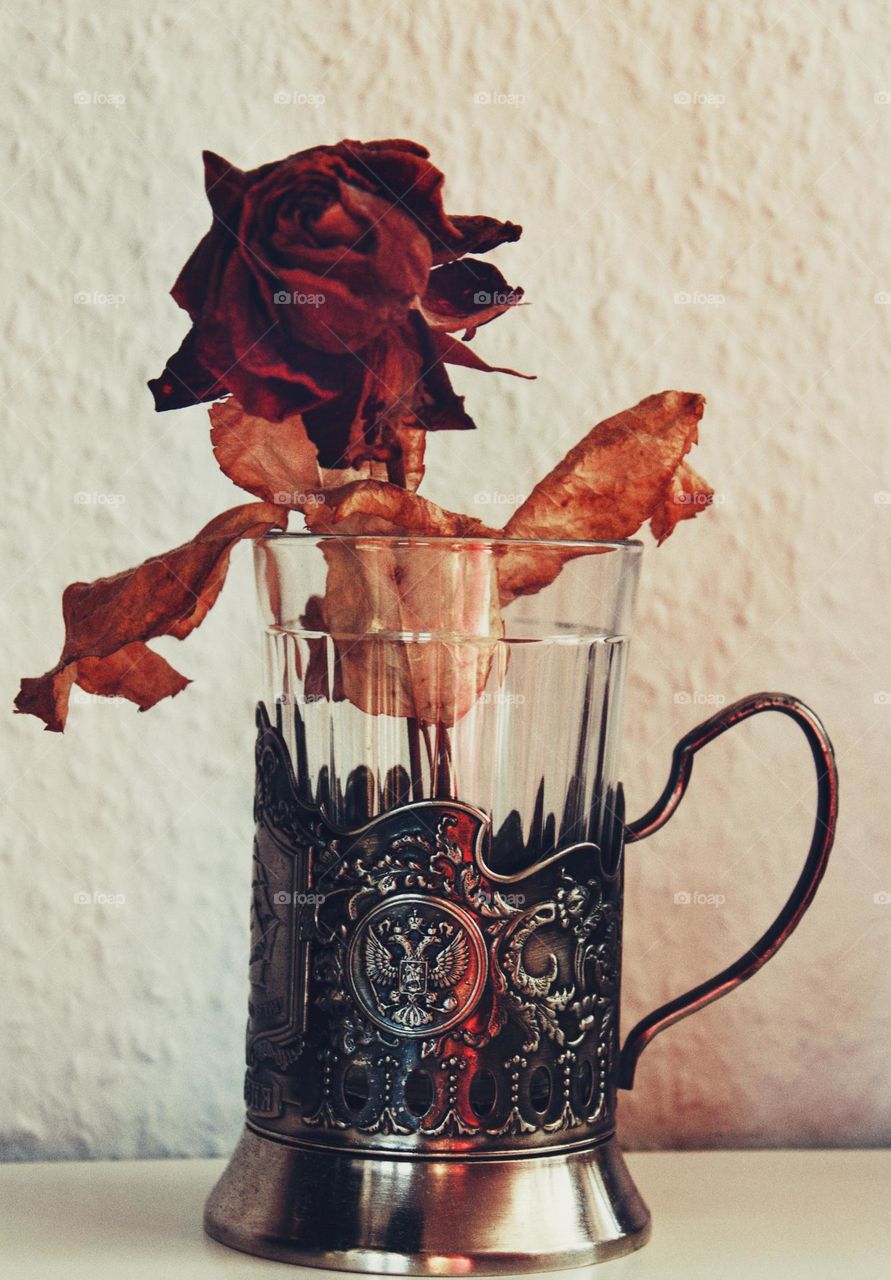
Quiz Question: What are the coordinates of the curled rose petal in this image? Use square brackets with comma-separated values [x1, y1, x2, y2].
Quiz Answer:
[15, 641, 190, 735]
[147, 327, 229, 412]
[333, 138, 460, 252]
[422, 260, 525, 333]
[245, 180, 433, 355]
[304, 481, 499, 724]
[15, 502, 287, 731]
[431, 214, 523, 265]
[649, 461, 714, 545]
[305, 479, 489, 537]
[497, 391, 708, 603]
[15, 666, 77, 735]
[430, 330, 534, 379]
[408, 318, 476, 434]
[306, 542, 502, 726]
[299, 314, 489, 467]
[210, 399, 322, 508]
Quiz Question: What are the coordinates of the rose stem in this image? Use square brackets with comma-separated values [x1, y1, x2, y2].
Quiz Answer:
[433, 722, 454, 798]
[407, 717, 425, 800]
[421, 722, 435, 775]
[383, 447, 425, 799]
[385, 450, 407, 489]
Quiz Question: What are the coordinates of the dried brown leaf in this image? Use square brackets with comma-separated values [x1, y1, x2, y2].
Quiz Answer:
[497, 390, 709, 603]
[649, 461, 714, 545]
[210, 399, 321, 508]
[76, 644, 192, 709]
[15, 503, 287, 731]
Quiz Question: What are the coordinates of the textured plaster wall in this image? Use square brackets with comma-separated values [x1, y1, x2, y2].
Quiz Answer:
[2, 0, 890, 1160]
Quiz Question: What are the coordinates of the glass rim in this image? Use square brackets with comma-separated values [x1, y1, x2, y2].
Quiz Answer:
[260, 530, 644, 554]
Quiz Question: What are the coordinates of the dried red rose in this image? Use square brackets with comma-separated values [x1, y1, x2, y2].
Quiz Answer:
[149, 139, 526, 469]
[15, 130, 717, 738]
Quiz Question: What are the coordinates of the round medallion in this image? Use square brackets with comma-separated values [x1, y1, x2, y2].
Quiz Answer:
[347, 894, 488, 1038]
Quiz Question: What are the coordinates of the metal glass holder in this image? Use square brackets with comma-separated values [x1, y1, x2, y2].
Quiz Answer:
[205, 693, 838, 1273]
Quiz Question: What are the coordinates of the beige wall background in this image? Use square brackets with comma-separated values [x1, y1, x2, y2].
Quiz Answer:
[2, 0, 889, 1158]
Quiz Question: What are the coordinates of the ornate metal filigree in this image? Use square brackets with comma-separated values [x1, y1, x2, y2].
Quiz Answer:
[244, 703, 624, 1153]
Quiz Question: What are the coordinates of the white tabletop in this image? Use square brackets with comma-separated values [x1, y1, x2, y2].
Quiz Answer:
[1, 1150, 888, 1279]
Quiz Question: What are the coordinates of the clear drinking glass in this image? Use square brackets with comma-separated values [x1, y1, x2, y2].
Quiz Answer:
[254, 533, 642, 875]
[206, 530, 836, 1270]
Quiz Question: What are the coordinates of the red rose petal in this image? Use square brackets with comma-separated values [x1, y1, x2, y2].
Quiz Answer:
[430, 330, 533, 379]
[431, 213, 523, 265]
[422, 259, 525, 332]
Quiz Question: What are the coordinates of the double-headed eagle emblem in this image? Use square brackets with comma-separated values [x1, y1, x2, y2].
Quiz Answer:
[365, 910, 471, 1029]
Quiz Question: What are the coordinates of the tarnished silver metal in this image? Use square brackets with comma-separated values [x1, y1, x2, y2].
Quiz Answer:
[205, 1127, 650, 1273]
[205, 693, 838, 1272]
[227, 704, 626, 1156]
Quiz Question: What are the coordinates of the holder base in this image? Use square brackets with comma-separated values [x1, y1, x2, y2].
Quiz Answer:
[204, 1126, 651, 1274]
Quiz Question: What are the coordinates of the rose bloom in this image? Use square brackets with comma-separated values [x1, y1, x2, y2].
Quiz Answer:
[149, 137, 524, 467]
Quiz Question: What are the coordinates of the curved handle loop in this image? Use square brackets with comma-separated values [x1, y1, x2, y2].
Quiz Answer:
[618, 692, 838, 1089]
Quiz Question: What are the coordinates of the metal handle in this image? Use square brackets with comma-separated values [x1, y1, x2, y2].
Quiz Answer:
[617, 691, 838, 1089]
